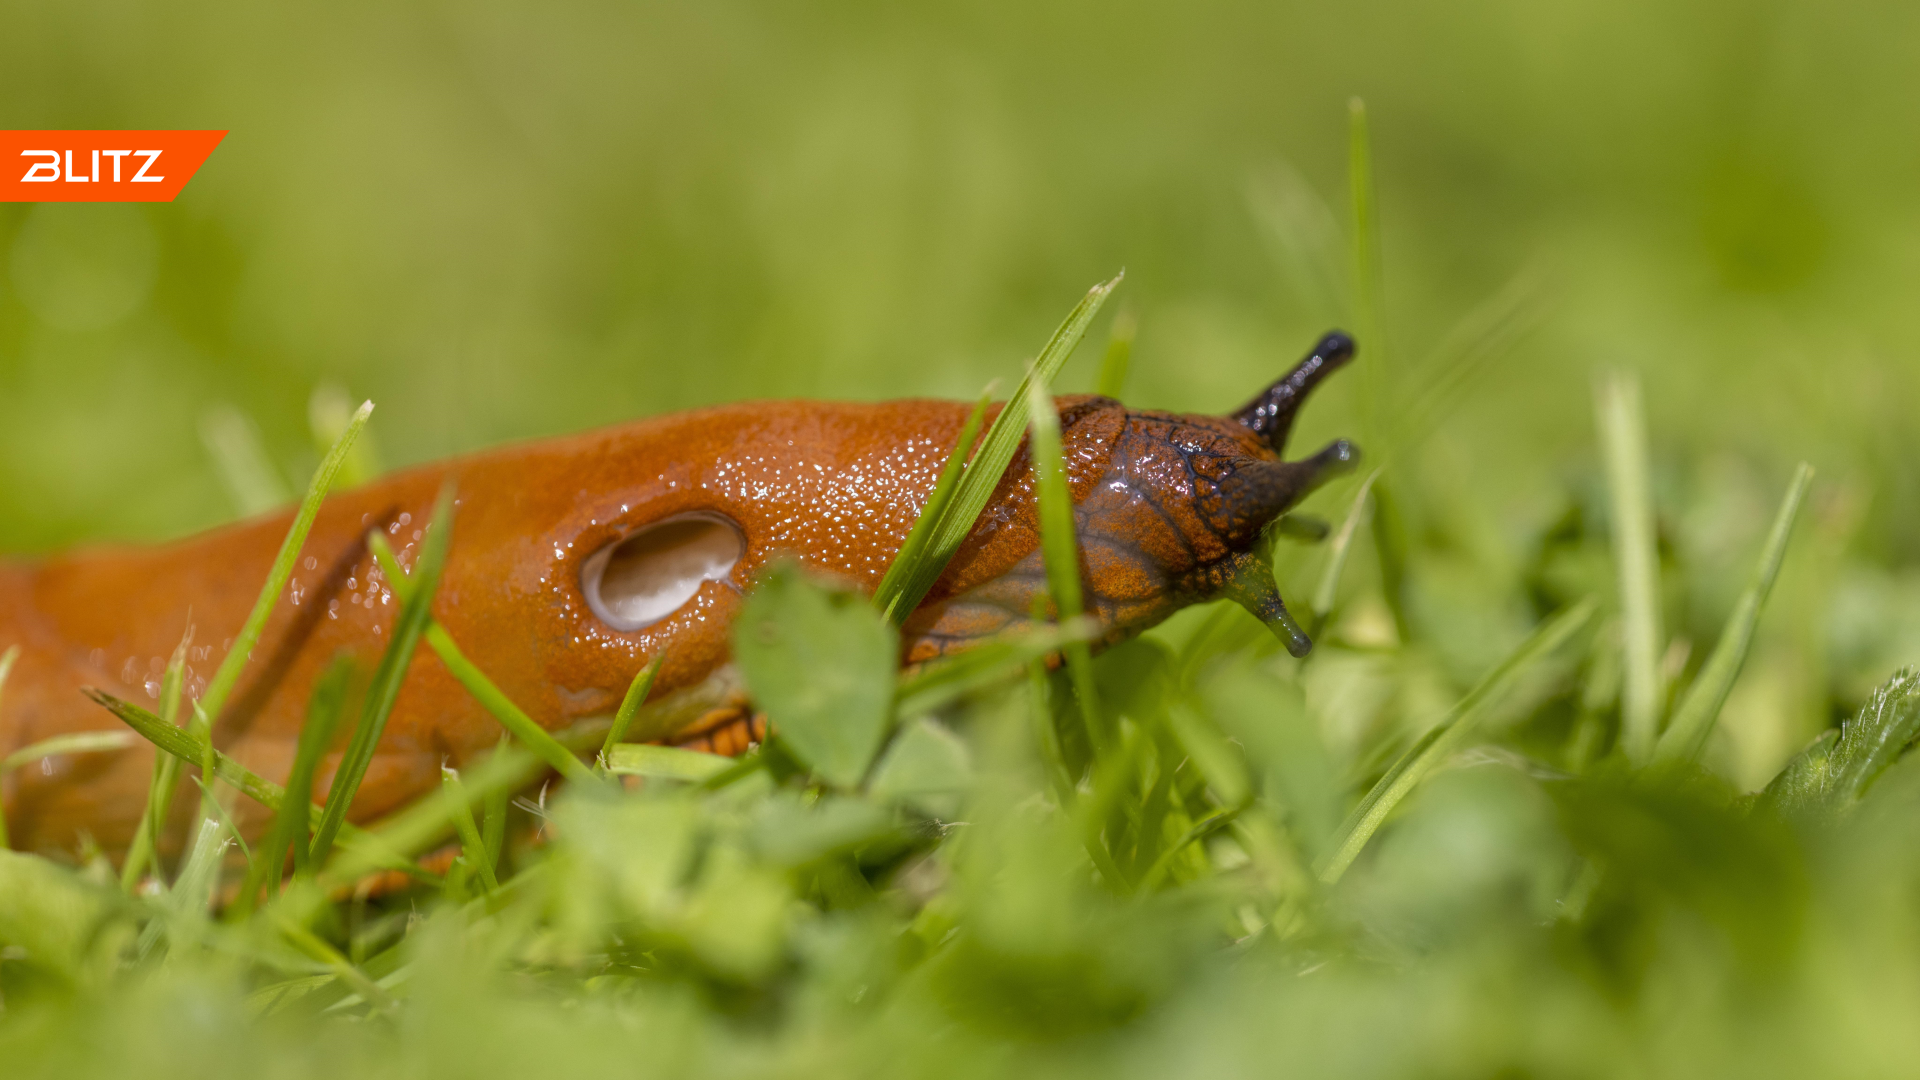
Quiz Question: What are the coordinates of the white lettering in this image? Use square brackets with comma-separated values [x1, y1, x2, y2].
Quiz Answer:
[103, 149, 130, 182]
[90, 149, 100, 182]
[20, 150, 59, 182]
[64, 149, 89, 182]
[131, 150, 163, 182]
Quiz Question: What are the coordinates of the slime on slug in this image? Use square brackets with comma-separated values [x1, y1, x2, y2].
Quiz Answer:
[0, 332, 1358, 857]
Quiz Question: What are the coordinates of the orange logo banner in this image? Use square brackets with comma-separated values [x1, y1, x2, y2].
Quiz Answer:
[1, 130, 227, 202]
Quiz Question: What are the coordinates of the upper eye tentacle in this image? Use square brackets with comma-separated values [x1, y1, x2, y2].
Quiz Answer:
[1230, 330, 1357, 453]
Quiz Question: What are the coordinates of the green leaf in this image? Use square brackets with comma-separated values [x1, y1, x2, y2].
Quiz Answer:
[0, 850, 129, 985]
[1764, 667, 1920, 816]
[869, 717, 973, 818]
[745, 791, 898, 867]
[734, 561, 898, 788]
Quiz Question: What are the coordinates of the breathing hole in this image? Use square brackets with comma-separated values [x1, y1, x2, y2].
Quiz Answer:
[581, 513, 745, 631]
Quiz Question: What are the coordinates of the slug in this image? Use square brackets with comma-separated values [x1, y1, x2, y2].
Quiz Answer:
[0, 332, 1357, 857]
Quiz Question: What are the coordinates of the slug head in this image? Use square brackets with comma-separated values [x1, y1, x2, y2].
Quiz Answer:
[906, 331, 1360, 662]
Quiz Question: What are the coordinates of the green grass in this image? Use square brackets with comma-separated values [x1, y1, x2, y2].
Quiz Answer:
[8, 138, 1920, 1080]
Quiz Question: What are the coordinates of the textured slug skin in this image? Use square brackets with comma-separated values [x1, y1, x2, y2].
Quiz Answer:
[0, 392, 1306, 857]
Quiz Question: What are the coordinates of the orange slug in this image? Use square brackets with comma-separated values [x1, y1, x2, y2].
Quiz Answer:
[0, 332, 1356, 857]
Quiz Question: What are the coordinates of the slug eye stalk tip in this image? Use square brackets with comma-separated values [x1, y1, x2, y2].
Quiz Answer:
[1231, 330, 1359, 453]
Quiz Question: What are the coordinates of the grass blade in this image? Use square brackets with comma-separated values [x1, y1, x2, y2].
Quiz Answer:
[875, 387, 994, 622]
[1596, 370, 1662, 763]
[313, 737, 547, 891]
[1310, 467, 1381, 632]
[309, 383, 382, 488]
[88, 689, 416, 877]
[370, 527, 596, 786]
[425, 624, 597, 785]
[599, 652, 667, 770]
[1, 728, 136, 851]
[120, 626, 193, 888]
[881, 274, 1121, 622]
[199, 400, 373, 727]
[0, 729, 138, 775]
[1655, 463, 1814, 764]
[0, 646, 11, 850]
[893, 617, 1095, 718]
[310, 480, 452, 864]
[200, 404, 292, 517]
[1318, 597, 1595, 884]
[1349, 97, 1385, 441]
[440, 766, 497, 892]
[602, 743, 732, 782]
[253, 656, 354, 904]
[481, 735, 508, 876]
[1027, 375, 1107, 757]
[1094, 309, 1136, 399]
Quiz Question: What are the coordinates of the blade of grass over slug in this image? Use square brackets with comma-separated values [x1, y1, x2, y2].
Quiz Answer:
[599, 652, 667, 771]
[199, 400, 373, 729]
[309, 383, 383, 488]
[310, 479, 453, 865]
[0, 729, 136, 850]
[312, 737, 546, 892]
[1319, 597, 1595, 884]
[0, 729, 137, 775]
[893, 617, 1096, 717]
[1095, 309, 1136, 399]
[1027, 375, 1108, 757]
[244, 655, 353, 910]
[425, 625, 598, 785]
[368, 529, 597, 787]
[86, 689, 411, 874]
[1310, 467, 1381, 632]
[1655, 463, 1814, 764]
[1596, 370, 1663, 764]
[874, 386, 994, 623]
[879, 273, 1121, 623]
[121, 625, 193, 889]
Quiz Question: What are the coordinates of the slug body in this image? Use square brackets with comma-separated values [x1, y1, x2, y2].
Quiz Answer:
[0, 333, 1356, 856]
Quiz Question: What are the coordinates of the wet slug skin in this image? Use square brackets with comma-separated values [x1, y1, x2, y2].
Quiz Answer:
[0, 333, 1357, 856]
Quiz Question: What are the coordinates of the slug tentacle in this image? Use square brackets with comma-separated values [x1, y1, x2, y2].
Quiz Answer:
[1231, 331, 1356, 452]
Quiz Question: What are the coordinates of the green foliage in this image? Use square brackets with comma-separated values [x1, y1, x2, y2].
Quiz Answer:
[735, 561, 898, 787]
[9, 17, 1920, 1071]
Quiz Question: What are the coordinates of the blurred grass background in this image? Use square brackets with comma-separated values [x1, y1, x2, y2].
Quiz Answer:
[6, 0, 1920, 780]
